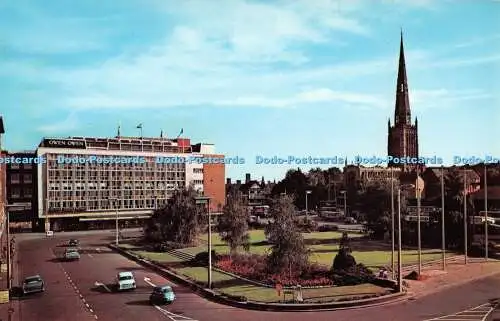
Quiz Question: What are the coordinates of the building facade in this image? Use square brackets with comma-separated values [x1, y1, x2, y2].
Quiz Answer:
[36, 136, 225, 231]
[344, 165, 401, 189]
[387, 33, 419, 171]
[5, 151, 37, 229]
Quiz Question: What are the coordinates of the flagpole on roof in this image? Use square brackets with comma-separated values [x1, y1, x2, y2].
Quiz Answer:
[137, 123, 143, 138]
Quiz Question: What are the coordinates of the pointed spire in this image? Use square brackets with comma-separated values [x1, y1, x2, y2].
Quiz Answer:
[160, 129, 163, 138]
[395, 29, 411, 125]
[117, 122, 121, 137]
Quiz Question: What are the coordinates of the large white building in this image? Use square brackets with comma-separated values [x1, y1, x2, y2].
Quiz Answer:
[36, 136, 225, 231]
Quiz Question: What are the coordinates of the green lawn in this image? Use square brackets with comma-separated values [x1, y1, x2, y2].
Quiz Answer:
[174, 266, 390, 303]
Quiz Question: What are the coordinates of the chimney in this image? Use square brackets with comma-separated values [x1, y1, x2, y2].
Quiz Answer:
[226, 178, 231, 185]
[236, 180, 241, 185]
[245, 173, 251, 184]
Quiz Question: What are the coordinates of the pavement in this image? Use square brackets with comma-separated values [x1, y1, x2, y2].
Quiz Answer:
[2, 231, 500, 321]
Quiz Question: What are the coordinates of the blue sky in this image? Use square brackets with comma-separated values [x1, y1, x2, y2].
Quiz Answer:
[1, 0, 499, 181]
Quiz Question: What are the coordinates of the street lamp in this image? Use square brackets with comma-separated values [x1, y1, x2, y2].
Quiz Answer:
[390, 168, 395, 279]
[416, 166, 422, 276]
[397, 189, 402, 292]
[108, 198, 119, 246]
[4, 203, 27, 291]
[195, 196, 212, 289]
[340, 191, 347, 217]
[441, 166, 446, 270]
[305, 190, 312, 219]
[484, 164, 488, 261]
[463, 169, 468, 264]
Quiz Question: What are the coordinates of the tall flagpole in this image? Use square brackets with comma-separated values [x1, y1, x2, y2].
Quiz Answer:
[391, 168, 395, 279]
[484, 164, 488, 261]
[441, 166, 446, 270]
[464, 169, 468, 264]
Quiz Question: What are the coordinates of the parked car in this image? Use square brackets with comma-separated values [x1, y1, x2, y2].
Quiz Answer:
[22, 275, 45, 294]
[69, 239, 79, 247]
[149, 285, 175, 305]
[116, 272, 136, 291]
[64, 248, 80, 261]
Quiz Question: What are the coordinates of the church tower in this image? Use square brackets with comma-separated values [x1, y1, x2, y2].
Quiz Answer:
[387, 31, 419, 171]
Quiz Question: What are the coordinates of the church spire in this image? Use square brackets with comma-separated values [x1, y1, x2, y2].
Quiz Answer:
[394, 30, 411, 125]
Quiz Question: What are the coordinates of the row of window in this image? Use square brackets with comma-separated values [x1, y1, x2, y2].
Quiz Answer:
[10, 187, 32, 198]
[48, 198, 168, 210]
[9, 163, 33, 169]
[9, 174, 32, 184]
[47, 181, 187, 190]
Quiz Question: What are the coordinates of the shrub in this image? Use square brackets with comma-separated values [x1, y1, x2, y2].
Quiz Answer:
[332, 248, 357, 271]
[215, 254, 333, 286]
[295, 217, 319, 232]
[191, 250, 218, 265]
[317, 225, 338, 232]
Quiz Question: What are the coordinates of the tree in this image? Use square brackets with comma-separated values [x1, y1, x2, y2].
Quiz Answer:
[217, 190, 250, 257]
[265, 195, 309, 274]
[357, 181, 403, 239]
[144, 186, 203, 245]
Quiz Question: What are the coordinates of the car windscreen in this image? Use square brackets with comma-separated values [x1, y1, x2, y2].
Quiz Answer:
[119, 275, 133, 281]
[25, 277, 41, 283]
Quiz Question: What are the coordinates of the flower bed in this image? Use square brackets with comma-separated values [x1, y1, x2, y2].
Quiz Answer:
[215, 254, 333, 287]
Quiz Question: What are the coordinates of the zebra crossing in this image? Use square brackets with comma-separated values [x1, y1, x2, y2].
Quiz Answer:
[423, 302, 497, 320]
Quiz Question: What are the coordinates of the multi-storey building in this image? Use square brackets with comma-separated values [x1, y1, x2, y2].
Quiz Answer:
[36, 136, 225, 231]
[5, 151, 37, 230]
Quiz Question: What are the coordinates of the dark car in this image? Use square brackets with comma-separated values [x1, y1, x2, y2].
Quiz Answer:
[69, 239, 79, 247]
[149, 285, 175, 304]
[22, 275, 45, 295]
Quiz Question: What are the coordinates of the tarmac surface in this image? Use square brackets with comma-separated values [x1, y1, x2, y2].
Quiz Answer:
[4, 230, 500, 321]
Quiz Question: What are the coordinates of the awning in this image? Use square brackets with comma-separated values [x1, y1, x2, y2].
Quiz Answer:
[79, 215, 150, 222]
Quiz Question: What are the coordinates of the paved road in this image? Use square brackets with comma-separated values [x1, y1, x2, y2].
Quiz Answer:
[10, 232, 500, 321]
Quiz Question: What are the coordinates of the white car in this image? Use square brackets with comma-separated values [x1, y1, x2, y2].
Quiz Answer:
[116, 272, 136, 291]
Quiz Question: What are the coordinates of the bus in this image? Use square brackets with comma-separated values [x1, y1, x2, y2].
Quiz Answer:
[471, 211, 500, 250]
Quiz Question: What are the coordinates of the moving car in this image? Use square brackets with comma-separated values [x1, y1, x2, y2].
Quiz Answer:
[149, 285, 175, 305]
[64, 248, 80, 261]
[22, 275, 45, 294]
[69, 239, 79, 247]
[116, 272, 136, 291]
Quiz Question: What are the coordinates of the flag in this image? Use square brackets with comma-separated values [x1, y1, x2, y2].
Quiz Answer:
[136, 123, 143, 129]
[176, 128, 183, 138]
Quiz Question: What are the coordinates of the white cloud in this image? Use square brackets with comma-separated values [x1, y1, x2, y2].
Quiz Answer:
[38, 113, 80, 133]
[411, 89, 491, 111]
[216, 88, 388, 109]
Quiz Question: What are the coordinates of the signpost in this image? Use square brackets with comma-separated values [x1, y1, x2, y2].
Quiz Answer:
[42, 139, 86, 149]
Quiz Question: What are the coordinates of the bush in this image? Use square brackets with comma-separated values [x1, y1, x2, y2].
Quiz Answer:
[295, 217, 319, 232]
[215, 254, 333, 287]
[191, 250, 218, 265]
[317, 225, 338, 232]
[332, 248, 356, 271]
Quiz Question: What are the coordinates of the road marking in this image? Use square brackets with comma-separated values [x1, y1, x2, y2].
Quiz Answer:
[88, 254, 93, 258]
[94, 281, 112, 293]
[154, 305, 198, 321]
[423, 302, 496, 320]
[144, 277, 156, 287]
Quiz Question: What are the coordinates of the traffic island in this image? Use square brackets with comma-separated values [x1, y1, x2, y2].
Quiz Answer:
[109, 244, 407, 311]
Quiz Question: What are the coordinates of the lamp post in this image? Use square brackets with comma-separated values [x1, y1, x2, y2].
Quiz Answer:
[305, 190, 312, 219]
[463, 170, 468, 264]
[340, 191, 347, 217]
[195, 196, 212, 288]
[416, 166, 422, 276]
[108, 198, 119, 245]
[484, 164, 488, 261]
[441, 166, 446, 270]
[397, 189, 402, 292]
[5, 204, 26, 291]
[390, 168, 395, 279]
